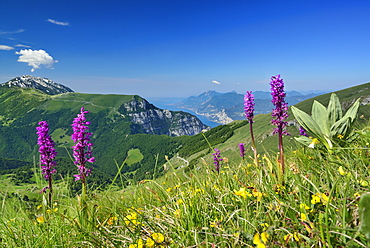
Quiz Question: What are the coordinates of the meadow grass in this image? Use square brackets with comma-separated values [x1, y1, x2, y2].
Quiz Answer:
[0, 130, 369, 247]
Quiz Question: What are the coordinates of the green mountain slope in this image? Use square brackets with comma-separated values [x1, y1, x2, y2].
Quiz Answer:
[0, 87, 208, 179]
[2, 80, 370, 184]
[292, 82, 370, 118]
[176, 81, 370, 168]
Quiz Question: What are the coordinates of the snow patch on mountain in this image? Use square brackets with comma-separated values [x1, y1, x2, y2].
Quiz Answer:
[1, 75, 73, 95]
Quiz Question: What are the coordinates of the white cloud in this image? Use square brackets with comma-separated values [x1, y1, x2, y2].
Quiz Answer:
[0, 45, 14, 51]
[15, 44, 31, 48]
[15, 49, 58, 72]
[212, 80, 221, 85]
[0, 29, 25, 35]
[47, 19, 69, 26]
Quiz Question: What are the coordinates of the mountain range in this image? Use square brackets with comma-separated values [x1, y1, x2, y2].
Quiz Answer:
[170, 90, 323, 124]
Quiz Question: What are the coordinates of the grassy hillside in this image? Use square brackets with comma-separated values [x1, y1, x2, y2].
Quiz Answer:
[2, 81, 370, 186]
[0, 87, 206, 181]
[292, 82, 370, 118]
[174, 81, 370, 171]
[0, 83, 370, 247]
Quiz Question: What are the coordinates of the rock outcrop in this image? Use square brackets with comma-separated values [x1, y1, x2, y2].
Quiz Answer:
[119, 96, 209, 136]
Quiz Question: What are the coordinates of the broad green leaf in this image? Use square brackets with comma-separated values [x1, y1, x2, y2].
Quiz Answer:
[359, 193, 370, 240]
[291, 106, 332, 149]
[342, 97, 360, 124]
[294, 136, 312, 146]
[312, 100, 329, 136]
[293, 94, 360, 151]
[330, 117, 351, 138]
[327, 93, 342, 125]
[291, 106, 321, 135]
[330, 98, 360, 138]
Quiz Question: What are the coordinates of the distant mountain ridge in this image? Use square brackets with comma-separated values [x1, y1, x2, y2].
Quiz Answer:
[173, 90, 323, 124]
[1, 75, 74, 95]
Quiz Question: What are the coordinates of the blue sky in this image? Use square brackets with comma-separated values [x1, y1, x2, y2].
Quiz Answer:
[1, 0, 370, 98]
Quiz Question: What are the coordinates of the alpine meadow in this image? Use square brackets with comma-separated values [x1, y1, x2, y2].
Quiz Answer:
[2, 74, 370, 248]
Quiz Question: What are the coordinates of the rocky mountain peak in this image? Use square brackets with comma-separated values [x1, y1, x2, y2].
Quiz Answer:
[1, 75, 74, 95]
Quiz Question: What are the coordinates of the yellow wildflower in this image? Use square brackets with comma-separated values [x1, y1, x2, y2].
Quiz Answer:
[107, 216, 118, 225]
[253, 232, 268, 248]
[7, 218, 16, 223]
[300, 213, 307, 221]
[337, 134, 344, 139]
[293, 232, 300, 241]
[299, 203, 310, 210]
[338, 166, 346, 175]
[275, 184, 286, 193]
[311, 194, 320, 204]
[308, 138, 319, 148]
[36, 216, 45, 224]
[195, 188, 204, 194]
[267, 202, 281, 211]
[252, 189, 263, 201]
[125, 212, 139, 226]
[146, 238, 155, 247]
[303, 222, 315, 233]
[320, 193, 329, 205]
[234, 187, 251, 199]
[261, 232, 269, 243]
[173, 209, 181, 218]
[210, 218, 223, 228]
[311, 193, 329, 205]
[284, 233, 293, 242]
[151, 233, 165, 243]
[176, 199, 184, 205]
[284, 232, 300, 242]
[260, 223, 269, 231]
[129, 239, 143, 248]
[253, 233, 262, 245]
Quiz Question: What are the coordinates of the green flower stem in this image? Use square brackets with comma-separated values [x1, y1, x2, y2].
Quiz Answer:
[249, 120, 259, 167]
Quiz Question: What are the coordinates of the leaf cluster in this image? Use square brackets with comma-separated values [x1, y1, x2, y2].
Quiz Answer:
[292, 93, 360, 150]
